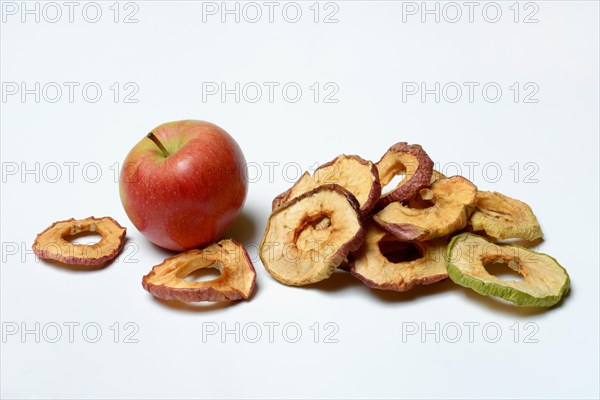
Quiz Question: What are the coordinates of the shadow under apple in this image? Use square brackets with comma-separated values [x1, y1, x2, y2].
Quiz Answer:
[224, 210, 258, 245]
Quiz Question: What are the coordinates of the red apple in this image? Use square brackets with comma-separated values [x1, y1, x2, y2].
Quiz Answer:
[119, 120, 247, 251]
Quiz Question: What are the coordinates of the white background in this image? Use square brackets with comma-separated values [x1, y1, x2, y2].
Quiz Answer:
[1, 1, 599, 399]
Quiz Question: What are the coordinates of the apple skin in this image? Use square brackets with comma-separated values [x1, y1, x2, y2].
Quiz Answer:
[119, 120, 247, 251]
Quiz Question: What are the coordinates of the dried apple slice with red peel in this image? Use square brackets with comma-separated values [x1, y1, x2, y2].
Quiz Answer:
[272, 172, 310, 210]
[375, 142, 434, 209]
[470, 191, 543, 240]
[261, 184, 364, 286]
[271, 154, 381, 215]
[349, 223, 448, 291]
[374, 176, 477, 241]
[32, 216, 126, 266]
[142, 239, 256, 302]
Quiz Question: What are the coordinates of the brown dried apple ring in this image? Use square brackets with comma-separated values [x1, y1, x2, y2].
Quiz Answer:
[470, 191, 543, 241]
[374, 176, 477, 241]
[348, 223, 448, 291]
[375, 142, 434, 209]
[272, 154, 381, 215]
[261, 184, 364, 286]
[32, 216, 126, 266]
[142, 239, 256, 302]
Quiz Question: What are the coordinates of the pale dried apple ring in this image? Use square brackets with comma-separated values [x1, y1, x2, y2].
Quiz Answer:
[142, 239, 256, 302]
[446, 233, 569, 307]
[32, 216, 126, 266]
[349, 223, 448, 292]
[470, 191, 543, 240]
[272, 154, 381, 214]
[261, 184, 364, 286]
[375, 142, 434, 209]
[374, 176, 477, 241]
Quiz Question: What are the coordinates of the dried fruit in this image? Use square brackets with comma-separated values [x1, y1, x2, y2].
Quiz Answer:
[272, 154, 381, 214]
[430, 169, 446, 183]
[403, 170, 447, 209]
[32, 216, 126, 266]
[470, 191, 543, 240]
[260, 141, 567, 310]
[374, 176, 477, 241]
[142, 239, 256, 302]
[446, 233, 569, 307]
[375, 142, 434, 209]
[261, 184, 364, 286]
[349, 223, 448, 291]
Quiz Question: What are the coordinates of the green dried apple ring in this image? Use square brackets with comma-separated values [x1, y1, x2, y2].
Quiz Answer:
[348, 223, 448, 292]
[375, 142, 434, 209]
[374, 176, 477, 241]
[470, 191, 543, 240]
[261, 184, 364, 286]
[446, 233, 569, 307]
[142, 239, 256, 302]
[32, 216, 126, 266]
[272, 154, 381, 215]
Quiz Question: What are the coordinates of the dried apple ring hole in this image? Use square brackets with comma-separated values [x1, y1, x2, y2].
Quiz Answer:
[185, 267, 222, 282]
[375, 142, 434, 209]
[482, 256, 525, 282]
[177, 259, 223, 280]
[294, 213, 333, 252]
[32, 216, 127, 266]
[378, 235, 423, 263]
[64, 231, 102, 245]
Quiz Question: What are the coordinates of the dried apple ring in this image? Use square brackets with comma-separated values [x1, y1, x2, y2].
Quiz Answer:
[430, 169, 446, 183]
[348, 223, 448, 292]
[261, 184, 364, 286]
[446, 233, 569, 307]
[32, 216, 126, 266]
[272, 154, 381, 215]
[142, 239, 256, 302]
[404, 170, 447, 209]
[374, 176, 477, 241]
[470, 191, 543, 241]
[375, 142, 434, 209]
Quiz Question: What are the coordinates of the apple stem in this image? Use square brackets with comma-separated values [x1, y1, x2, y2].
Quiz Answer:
[147, 132, 170, 157]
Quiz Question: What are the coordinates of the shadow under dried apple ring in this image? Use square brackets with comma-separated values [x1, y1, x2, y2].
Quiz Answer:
[375, 142, 434, 210]
[32, 216, 127, 266]
[142, 239, 256, 302]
